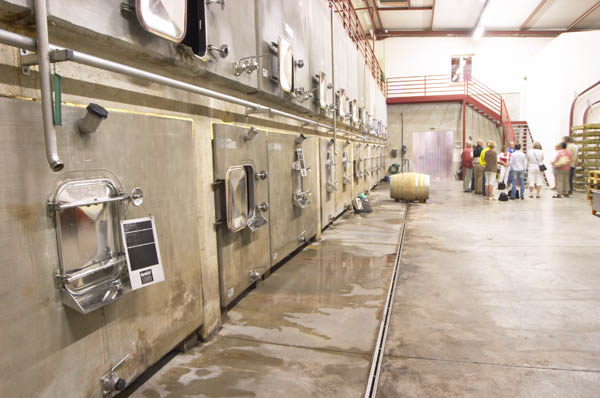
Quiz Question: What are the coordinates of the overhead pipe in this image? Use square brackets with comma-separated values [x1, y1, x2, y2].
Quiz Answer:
[583, 99, 600, 125]
[569, 79, 600, 136]
[0, 28, 379, 162]
[34, 0, 63, 171]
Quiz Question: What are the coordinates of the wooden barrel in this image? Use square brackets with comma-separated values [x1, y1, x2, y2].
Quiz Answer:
[390, 172, 430, 202]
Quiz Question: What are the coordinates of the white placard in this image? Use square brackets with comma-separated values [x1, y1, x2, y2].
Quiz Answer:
[121, 216, 165, 290]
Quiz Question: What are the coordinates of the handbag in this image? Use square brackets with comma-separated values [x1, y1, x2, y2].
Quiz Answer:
[534, 151, 547, 172]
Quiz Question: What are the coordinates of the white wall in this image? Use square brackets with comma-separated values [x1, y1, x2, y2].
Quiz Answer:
[380, 37, 553, 120]
[523, 30, 600, 186]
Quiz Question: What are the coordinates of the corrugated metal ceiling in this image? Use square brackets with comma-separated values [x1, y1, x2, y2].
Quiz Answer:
[350, 0, 600, 37]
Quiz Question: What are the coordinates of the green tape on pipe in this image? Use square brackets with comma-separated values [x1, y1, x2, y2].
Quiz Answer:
[53, 73, 62, 126]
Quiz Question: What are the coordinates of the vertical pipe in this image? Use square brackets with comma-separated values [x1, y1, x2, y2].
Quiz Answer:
[400, 113, 404, 172]
[330, 3, 337, 150]
[462, 99, 466, 148]
[34, 0, 63, 171]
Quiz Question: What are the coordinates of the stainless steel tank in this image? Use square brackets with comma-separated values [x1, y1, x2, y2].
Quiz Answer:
[335, 138, 352, 216]
[320, 137, 337, 227]
[212, 123, 271, 306]
[267, 131, 318, 264]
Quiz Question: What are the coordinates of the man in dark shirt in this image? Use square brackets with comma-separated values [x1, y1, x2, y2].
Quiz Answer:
[472, 140, 484, 193]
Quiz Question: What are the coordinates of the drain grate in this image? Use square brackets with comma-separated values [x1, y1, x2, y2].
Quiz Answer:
[364, 204, 409, 398]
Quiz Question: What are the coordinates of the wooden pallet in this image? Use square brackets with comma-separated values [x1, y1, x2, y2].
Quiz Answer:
[588, 170, 600, 202]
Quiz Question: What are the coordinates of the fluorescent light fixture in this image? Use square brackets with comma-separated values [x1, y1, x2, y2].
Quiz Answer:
[473, 25, 485, 40]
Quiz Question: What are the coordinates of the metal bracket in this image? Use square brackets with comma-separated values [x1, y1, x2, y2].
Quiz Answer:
[245, 107, 270, 115]
[206, 0, 225, 10]
[19, 48, 31, 75]
[20, 49, 75, 67]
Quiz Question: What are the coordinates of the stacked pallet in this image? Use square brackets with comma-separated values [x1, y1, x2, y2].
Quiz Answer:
[572, 124, 600, 192]
[588, 170, 600, 202]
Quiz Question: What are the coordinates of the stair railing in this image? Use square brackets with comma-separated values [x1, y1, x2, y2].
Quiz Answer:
[386, 74, 502, 118]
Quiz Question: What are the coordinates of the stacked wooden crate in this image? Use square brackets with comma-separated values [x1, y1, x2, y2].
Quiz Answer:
[572, 124, 600, 193]
[588, 170, 600, 203]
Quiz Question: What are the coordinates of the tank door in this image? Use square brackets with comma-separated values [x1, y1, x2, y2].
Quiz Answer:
[213, 124, 270, 307]
[320, 137, 337, 227]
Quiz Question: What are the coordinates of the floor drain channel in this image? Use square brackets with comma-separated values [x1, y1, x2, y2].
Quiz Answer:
[364, 204, 409, 398]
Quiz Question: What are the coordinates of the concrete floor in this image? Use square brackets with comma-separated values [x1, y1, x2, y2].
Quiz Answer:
[131, 185, 406, 397]
[131, 182, 600, 397]
[377, 182, 600, 397]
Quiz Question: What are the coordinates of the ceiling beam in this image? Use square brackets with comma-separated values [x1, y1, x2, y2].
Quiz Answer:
[567, 0, 600, 30]
[519, 0, 550, 30]
[368, 0, 384, 30]
[375, 29, 563, 39]
[430, 0, 436, 30]
[473, 0, 490, 30]
[355, 6, 433, 11]
[376, 6, 433, 11]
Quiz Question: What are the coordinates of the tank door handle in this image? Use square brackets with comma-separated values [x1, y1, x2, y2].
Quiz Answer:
[212, 179, 226, 226]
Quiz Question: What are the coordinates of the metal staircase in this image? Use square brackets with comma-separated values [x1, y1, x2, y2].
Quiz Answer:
[386, 75, 551, 187]
[512, 121, 551, 187]
[386, 75, 516, 145]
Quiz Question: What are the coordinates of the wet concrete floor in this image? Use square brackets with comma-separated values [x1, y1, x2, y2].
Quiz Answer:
[132, 185, 406, 397]
[376, 182, 600, 397]
[132, 181, 600, 397]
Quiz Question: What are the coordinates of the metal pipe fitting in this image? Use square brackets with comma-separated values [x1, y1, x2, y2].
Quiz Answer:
[34, 0, 63, 172]
[295, 133, 307, 145]
[243, 126, 258, 141]
[78, 103, 108, 135]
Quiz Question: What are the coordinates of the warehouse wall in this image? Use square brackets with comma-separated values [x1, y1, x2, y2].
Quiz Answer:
[379, 37, 552, 120]
[0, 1, 386, 397]
[386, 102, 502, 176]
[523, 30, 600, 185]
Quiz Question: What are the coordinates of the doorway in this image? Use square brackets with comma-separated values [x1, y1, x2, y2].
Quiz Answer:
[412, 130, 453, 181]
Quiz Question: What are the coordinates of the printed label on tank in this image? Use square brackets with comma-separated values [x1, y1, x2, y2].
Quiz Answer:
[140, 269, 154, 285]
[268, 143, 282, 151]
[227, 287, 235, 298]
[121, 216, 165, 291]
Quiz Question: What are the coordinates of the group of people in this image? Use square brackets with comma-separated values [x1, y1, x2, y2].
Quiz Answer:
[460, 136, 578, 200]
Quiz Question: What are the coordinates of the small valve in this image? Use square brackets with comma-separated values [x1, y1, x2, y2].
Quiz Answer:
[256, 170, 268, 180]
[208, 44, 229, 59]
[258, 202, 269, 212]
[100, 354, 128, 397]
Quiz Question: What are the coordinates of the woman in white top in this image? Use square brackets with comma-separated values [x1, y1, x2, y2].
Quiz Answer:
[527, 142, 544, 198]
